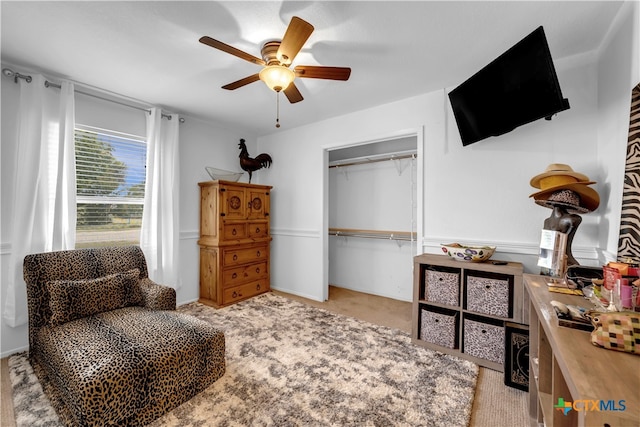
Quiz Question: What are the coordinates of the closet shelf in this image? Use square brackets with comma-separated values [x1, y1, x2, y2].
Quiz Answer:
[329, 227, 416, 242]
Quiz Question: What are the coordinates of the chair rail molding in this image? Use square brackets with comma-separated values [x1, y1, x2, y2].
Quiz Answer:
[180, 230, 199, 240]
[271, 228, 321, 238]
[1, 241, 11, 255]
[420, 237, 599, 261]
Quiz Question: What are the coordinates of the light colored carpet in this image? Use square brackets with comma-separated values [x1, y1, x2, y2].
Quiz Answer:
[275, 287, 530, 427]
[9, 293, 479, 426]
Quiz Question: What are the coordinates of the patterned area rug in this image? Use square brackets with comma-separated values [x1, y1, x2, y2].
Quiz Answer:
[9, 293, 478, 426]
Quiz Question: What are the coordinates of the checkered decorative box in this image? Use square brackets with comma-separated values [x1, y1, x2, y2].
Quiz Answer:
[590, 311, 640, 354]
[424, 269, 460, 306]
[466, 275, 510, 318]
[420, 308, 458, 349]
[463, 317, 505, 364]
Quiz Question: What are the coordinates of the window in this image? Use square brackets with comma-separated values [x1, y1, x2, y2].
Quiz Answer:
[75, 126, 146, 248]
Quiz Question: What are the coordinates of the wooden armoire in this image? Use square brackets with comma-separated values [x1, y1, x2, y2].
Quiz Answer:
[198, 180, 272, 307]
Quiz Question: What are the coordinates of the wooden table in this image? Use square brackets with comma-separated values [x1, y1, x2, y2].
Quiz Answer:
[525, 274, 640, 427]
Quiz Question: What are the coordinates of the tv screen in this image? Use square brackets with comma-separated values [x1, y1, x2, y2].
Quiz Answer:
[448, 26, 569, 146]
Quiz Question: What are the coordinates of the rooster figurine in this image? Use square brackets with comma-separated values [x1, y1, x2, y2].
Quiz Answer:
[238, 139, 272, 183]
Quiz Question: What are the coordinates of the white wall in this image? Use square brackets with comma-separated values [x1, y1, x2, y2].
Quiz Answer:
[258, 5, 637, 303]
[177, 116, 258, 305]
[596, 0, 640, 261]
[258, 97, 430, 302]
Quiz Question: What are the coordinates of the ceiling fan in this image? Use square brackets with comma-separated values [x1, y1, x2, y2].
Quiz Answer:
[199, 16, 351, 105]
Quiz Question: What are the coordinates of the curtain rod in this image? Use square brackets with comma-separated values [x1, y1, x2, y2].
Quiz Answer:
[2, 67, 183, 122]
[2, 67, 32, 83]
[44, 80, 180, 122]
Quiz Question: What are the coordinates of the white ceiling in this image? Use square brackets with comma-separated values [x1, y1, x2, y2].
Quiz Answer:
[1, 1, 624, 136]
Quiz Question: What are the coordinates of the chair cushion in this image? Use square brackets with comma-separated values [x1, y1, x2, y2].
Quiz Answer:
[36, 308, 151, 425]
[34, 306, 226, 426]
[47, 269, 141, 325]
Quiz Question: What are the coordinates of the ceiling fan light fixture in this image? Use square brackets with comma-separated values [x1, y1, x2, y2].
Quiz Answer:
[259, 65, 295, 92]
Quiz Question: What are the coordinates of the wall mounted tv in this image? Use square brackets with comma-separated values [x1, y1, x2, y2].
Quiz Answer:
[448, 26, 570, 146]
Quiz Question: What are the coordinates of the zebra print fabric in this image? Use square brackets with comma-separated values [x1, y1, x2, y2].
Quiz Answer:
[618, 83, 640, 261]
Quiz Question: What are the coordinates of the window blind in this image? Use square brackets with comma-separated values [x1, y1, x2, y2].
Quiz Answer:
[75, 126, 146, 248]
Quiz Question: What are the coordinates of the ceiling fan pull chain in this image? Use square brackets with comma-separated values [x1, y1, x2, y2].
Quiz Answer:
[275, 91, 281, 128]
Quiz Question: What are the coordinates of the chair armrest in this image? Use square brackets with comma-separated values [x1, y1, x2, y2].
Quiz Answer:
[139, 278, 176, 310]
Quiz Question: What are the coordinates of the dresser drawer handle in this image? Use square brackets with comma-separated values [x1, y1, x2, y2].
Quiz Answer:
[255, 227, 260, 233]
[232, 229, 237, 235]
[232, 273, 237, 279]
[256, 267, 260, 273]
[233, 254, 238, 261]
[256, 284, 261, 290]
[232, 291, 238, 298]
[256, 250, 261, 257]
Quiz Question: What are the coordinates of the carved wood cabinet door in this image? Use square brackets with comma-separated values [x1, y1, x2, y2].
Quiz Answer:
[246, 188, 270, 219]
[221, 186, 247, 220]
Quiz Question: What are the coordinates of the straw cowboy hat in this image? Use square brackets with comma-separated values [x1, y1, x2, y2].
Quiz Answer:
[529, 163, 595, 189]
[529, 163, 600, 212]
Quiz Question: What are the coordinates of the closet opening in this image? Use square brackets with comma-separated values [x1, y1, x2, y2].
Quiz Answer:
[325, 135, 419, 303]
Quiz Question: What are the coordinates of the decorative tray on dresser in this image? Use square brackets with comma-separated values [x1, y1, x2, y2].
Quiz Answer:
[198, 180, 272, 307]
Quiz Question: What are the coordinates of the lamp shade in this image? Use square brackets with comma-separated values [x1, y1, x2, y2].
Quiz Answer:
[259, 66, 295, 92]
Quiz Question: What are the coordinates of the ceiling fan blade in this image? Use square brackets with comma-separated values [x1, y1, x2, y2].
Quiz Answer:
[277, 16, 314, 65]
[199, 36, 266, 66]
[222, 74, 261, 90]
[295, 65, 351, 81]
[283, 82, 304, 103]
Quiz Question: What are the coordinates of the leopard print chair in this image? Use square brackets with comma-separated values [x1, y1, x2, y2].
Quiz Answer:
[24, 246, 226, 426]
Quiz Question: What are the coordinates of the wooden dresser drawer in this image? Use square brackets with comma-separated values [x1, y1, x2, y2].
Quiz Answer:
[223, 279, 269, 304]
[222, 244, 268, 267]
[223, 261, 268, 287]
[247, 221, 269, 239]
[222, 223, 247, 240]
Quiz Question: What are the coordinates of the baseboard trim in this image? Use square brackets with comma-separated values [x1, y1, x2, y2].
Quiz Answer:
[271, 286, 324, 302]
[1, 345, 28, 360]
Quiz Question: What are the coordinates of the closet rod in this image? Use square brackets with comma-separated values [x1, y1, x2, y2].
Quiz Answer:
[44, 80, 179, 121]
[329, 227, 416, 242]
[328, 153, 416, 169]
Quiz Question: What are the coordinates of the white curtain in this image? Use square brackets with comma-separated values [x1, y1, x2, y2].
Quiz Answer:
[141, 108, 180, 288]
[4, 75, 76, 327]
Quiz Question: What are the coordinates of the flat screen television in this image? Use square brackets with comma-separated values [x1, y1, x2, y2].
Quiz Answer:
[448, 26, 570, 146]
